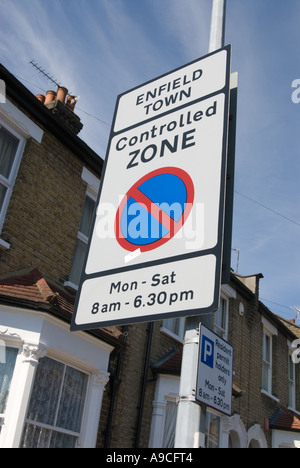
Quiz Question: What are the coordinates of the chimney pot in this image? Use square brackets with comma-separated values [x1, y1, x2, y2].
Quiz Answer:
[66, 95, 77, 111]
[290, 318, 296, 324]
[36, 94, 45, 103]
[56, 86, 68, 103]
[45, 90, 56, 104]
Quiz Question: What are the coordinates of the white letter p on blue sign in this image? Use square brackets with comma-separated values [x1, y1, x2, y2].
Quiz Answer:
[201, 335, 214, 369]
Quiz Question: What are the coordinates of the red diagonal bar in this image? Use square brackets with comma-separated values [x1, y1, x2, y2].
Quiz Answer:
[130, 186, 184, 237]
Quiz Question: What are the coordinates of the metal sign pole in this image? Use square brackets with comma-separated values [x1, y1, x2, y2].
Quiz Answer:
[174, 0, 227, 449]
[209, 0, 226, 53]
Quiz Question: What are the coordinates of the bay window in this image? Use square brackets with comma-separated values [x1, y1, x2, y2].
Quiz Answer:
[21, 356, 88, 448]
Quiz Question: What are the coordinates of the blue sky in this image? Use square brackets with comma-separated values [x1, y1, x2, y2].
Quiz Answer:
[0, 0, 299, 323]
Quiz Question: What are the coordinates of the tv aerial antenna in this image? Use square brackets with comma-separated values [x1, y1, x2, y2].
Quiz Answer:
[291, 306, 300, 323]
[29, 60, 62, 89]
[29, 60, 77, 101]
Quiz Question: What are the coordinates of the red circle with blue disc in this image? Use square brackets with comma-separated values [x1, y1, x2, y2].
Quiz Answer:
[115, 167, 194, 252]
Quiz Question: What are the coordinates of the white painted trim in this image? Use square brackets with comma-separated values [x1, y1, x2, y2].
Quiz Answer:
[262, 316, 278, 336]
[0, 98, 43, 143]
[81, 167, 100, 193]
[221, 283, 236, 299]
[0, 238, 10, 250]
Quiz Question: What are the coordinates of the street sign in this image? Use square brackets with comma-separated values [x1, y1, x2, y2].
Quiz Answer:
[71, 45, 231, 331]
[196, 324, 233, 416]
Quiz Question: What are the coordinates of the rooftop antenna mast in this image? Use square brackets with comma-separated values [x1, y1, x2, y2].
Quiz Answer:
[291, 306, 300, 323]
[29, 60, 61, 89]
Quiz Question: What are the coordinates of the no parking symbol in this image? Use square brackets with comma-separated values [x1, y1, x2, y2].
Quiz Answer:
[115, 167, 194, 252]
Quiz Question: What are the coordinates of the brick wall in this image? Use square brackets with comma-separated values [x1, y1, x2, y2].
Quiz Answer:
[97, 319, 182, 448]
[229, 285, 298, 447]
[0, 129, 91, 284]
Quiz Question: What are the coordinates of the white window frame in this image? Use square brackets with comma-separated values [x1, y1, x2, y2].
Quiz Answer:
[161, 317, 186, 343]
[213, 296, 229, 340]
[0, 338, 20, 433]
[261, 317, 278, 400]
[65, 168, 99, 291]
[148, 374, 180, 448]
[0, 98, 43, 241]
[21, 355, 89, 448]
[262, 331, 272, 394]
[0, 124, 25, 233]
[213, 284, 236, 340]
[288, 341, 296, 410]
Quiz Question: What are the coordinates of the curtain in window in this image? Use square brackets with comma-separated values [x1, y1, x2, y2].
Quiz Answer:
[0, 346, 18, 431]
[56, 365, 87, 433]
[206, 414, 220, 448]
[162, 401, 177, 448]
[21, 357, 87, 448]
[26, 357, 64, 426]
[0, 127, 19, 179]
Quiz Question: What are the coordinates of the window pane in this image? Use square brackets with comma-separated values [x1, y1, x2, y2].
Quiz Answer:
[79, 195, 95, 237]
[214, 298, 227, 338]
[0, 184, 7, 211]
[162, 401, 177, 448]
[288, 355, 294, 380]
[0, 127, 19, 179]
[56, 366, 87, 433]
[263, 334, 271, 363]
[26, 357, 64, 425]
[69, 238, 87, 285]
[0, 346, 18, 414]
[22, 357, 88, 448]
[49, 431, 76, 449]
[163, 317, 185, 340]
[21, 423, 51, 448]
[262, 362, 269, 391]
[206, 412, 220, 448]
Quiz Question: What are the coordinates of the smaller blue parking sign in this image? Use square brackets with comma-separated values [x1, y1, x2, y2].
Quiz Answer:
[196, 324, 233, 416]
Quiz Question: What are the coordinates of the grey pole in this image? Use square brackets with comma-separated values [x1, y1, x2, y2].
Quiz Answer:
[209, 0, 226, 52]
[174, 0, 227, 449]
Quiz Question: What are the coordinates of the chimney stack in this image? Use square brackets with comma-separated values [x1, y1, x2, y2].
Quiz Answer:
[35, 85, 83, 134]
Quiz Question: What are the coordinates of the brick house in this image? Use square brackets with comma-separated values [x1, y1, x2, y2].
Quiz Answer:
[0, 64, 299, 449]
[0, 64, 122, 448]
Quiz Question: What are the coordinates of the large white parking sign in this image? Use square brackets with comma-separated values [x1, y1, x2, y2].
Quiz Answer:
[71, 46, 231, 331]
